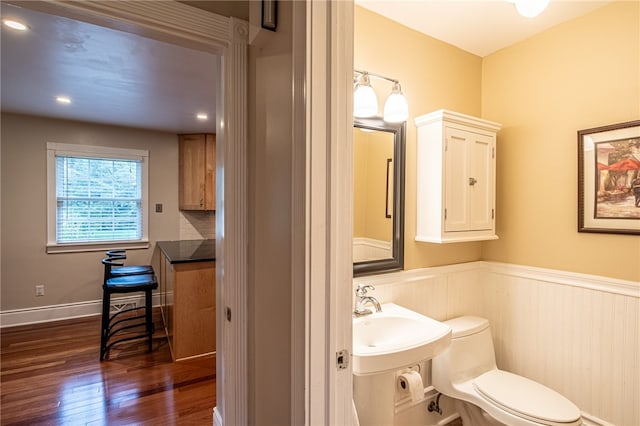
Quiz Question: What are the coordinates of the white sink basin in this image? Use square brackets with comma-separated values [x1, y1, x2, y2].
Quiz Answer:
[352, 303, 451, 375]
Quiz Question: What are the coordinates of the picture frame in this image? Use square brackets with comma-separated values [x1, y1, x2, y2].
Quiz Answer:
[261, 0, 277, 32]
[578, 120, 640, 235]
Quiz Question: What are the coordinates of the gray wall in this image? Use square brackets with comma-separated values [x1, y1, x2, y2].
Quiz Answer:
[248, 1, 297, 424]
[1, 112, 180, 311]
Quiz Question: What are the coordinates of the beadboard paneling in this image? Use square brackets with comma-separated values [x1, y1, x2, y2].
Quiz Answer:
[483, 269, 639, 426]
[354, 263, 485, 322]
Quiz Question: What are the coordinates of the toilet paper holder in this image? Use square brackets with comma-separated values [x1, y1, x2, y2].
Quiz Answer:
[396, 368, 424, 402]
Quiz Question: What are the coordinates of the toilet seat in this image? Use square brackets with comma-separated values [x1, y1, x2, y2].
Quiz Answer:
[473, 370, 582, 426]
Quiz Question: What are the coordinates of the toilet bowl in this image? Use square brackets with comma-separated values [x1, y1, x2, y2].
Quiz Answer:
[432, 316, 582, 426]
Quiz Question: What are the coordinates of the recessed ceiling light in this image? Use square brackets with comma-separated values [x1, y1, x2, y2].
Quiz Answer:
[196, 113, 208, 121]
[3, 19, 28, 31]
[56, 96, 72, 105]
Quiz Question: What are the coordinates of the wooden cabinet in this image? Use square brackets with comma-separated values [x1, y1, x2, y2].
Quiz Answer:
[415, 110, 501, 243]
[159, 253, 216, 361]
[179, 133, 215, 211]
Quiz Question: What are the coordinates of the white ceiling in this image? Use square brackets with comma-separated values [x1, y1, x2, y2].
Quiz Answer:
[1, 1, 612, 133]
[1, 3, 219, 134]
[356, 0, 612, 57]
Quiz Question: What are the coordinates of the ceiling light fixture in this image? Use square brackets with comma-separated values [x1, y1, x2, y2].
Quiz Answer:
[3, 19, 28, 31]
[56, 96, 72, 105]
[196, 113, 209, 121]
[509, 0, 549, 18]
[354, 69, 409, 123]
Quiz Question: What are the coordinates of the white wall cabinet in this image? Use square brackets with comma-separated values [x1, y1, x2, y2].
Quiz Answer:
[415, 110, 501, 243]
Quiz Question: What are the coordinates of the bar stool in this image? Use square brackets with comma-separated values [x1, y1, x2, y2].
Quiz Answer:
[105, 250, 154, 277]
[100, 257, 158, 361]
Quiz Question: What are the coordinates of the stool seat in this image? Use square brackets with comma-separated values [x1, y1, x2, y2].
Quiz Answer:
[109, 265, 156, 278]
[105, 273, 158, 292]
[100, 257, 157, 361]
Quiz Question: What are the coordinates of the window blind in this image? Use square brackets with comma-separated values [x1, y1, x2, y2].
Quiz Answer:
[55, 155, 142, 243]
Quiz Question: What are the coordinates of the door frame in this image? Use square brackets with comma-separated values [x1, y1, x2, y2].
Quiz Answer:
[16, 1, 356, 424]
[7, 1, 250, 424]
[303, 1, 355, 424]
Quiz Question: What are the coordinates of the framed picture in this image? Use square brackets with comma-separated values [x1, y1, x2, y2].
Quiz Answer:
[578, 120, 640, 234]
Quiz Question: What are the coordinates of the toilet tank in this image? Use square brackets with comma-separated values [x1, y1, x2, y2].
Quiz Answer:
[433, 316, 497, 385]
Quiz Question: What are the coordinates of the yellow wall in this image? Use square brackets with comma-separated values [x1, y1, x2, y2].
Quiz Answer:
[356, 2, 639, 281]
[482, 1, 640, 281]
[355, 6, 484, 270]
[353, 129, 394, 241]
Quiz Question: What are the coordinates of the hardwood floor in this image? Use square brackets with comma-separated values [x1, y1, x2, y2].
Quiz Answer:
[0, 311, 215, 425]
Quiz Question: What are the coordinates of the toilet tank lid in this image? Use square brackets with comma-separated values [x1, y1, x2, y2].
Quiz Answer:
[444, 316, 490, 338]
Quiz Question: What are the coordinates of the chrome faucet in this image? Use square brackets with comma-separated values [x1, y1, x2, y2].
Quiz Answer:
[354, 284, 382, 317]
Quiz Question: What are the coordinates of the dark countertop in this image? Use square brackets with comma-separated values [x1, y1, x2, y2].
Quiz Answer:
[157, 239, 215, 264]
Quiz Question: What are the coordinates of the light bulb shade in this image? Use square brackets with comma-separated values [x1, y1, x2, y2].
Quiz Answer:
[354, 83, 378, 118]
[514, 0, 549, 18]
[383, 83, 409, 123]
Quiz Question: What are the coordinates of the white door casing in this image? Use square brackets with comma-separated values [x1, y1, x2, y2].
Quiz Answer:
[305, 1, 355, 424]
[5, 2, 249, 424]
[15, 1, 356, 424]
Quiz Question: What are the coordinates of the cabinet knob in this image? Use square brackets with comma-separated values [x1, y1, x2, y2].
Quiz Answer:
[469, 177, 478, 186]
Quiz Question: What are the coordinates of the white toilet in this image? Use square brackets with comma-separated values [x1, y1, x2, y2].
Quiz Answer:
[432, 316, 582, 426]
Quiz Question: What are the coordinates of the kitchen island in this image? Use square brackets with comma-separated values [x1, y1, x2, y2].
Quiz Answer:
[156, 239, 215, 361]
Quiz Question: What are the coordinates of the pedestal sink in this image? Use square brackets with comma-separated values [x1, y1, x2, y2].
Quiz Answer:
[352, 303, 451, 375]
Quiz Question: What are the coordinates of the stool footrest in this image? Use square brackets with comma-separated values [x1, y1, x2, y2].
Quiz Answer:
[103, 334, 152, 354]
[100, 276, 155, 361]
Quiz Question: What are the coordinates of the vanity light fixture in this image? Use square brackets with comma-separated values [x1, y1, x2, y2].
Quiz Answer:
[508, 0, 549, 18]
[354, 69, 409, 123]
[353, 72, 378, 118]
[384, 82, 409, 124]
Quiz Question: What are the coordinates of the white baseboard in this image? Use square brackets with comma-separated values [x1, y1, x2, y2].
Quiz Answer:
[581, 412, 617, 426]
[0, 293, 168, 328]
[213, 406, 222, 426]
[430, 410, 606, 426]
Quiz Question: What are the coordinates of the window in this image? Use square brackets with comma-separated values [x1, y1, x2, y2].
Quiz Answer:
[47, 143, 149, 252]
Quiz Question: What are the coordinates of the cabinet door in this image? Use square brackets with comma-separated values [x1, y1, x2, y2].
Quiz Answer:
[179, 134, 207, 210]
[204, 134, 216, 210]
[444, 127, 471, 232]
[468, 132, 495, 231]
[444, 127, 494, 232]
[159, 254, 167, 323]
[173, 261, 216, 360]
[165, 261, 175, 358]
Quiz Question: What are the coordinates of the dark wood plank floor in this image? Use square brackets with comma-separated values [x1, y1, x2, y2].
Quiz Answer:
[0, 310, 215, 425]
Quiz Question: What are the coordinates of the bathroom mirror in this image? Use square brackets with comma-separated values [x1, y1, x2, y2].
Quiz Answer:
[353, 117, 405, 276]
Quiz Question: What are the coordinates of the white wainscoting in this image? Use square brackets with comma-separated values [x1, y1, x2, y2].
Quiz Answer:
[353, 237, 393, 263]
[482, 263, 639, 426]
[354, 261, 639, 426]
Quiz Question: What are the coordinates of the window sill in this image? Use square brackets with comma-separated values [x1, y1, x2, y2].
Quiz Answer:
[46, 240, 150, 254]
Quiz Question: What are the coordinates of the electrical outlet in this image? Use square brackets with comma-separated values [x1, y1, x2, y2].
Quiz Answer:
[35, 285, 45, 297]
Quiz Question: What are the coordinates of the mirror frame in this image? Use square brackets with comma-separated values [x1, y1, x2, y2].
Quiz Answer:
[353, 117, 406, 277]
